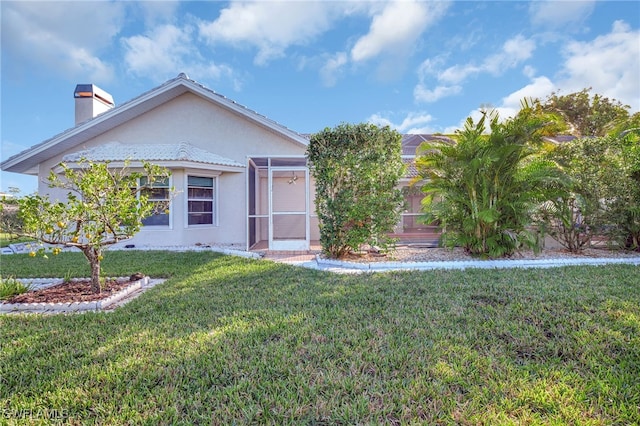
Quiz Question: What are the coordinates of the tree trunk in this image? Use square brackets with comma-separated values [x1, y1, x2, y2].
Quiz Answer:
[90, 258, 102, 294]
[82, 247, 102, 294]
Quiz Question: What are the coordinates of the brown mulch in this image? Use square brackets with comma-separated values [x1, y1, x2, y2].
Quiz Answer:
[6, 278, 139, 304]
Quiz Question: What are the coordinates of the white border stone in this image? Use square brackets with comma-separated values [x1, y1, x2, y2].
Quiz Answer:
[0, 276, 148, 314]
[315, 255, 640, 272]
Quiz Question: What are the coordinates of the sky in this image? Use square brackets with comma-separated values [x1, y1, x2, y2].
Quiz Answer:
[2, 0, 639, 195]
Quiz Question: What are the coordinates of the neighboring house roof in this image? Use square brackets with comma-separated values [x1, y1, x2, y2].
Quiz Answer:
[543, 135, 578, 144]
[1, 73, 308, 175]
[400, 134, 454, 181]
[402, 158, 419, 180]
[402, 134, 430, 156]
[300, 134, 453, 157]
[401, 134, 454, 156]
[62, 142, 245, 170]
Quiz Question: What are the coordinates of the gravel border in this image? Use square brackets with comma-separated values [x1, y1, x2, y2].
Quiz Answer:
[315, 254, 640, 272]
[310, 246, 640, 272]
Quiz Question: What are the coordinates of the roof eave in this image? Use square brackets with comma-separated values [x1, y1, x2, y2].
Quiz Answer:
[1, 80, 189, 174]
[57, 159, 245, 173]
[1, 75, 307, 174]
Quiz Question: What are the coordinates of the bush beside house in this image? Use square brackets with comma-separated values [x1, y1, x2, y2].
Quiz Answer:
[308, 123, 405, 258]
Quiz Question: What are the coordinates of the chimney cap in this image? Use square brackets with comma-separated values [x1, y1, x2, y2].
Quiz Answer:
[74, 84, 114, 106]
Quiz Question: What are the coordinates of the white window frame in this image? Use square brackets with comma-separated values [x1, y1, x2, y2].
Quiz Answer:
[185, 173, 219, 228]
[139, 175, 172, 228]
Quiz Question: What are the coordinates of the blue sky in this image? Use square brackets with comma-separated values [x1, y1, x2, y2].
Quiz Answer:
[2, 0, 639, 194]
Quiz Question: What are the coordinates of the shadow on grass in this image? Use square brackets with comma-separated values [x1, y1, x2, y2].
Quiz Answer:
[1, 257, 638, 424]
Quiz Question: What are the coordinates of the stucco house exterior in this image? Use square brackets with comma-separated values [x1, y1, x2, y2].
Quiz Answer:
[1, 74, 437, 252]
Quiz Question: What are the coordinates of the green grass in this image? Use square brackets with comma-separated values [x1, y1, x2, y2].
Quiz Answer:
[0, 232, 32, 248]
[0, 250, 213, 279]
[1, 251, 639, 424]
[0, 276, 31, 300]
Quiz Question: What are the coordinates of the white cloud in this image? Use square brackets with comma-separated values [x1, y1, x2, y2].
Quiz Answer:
[1, 1, 124, 82]
[557, 20, 640, 111]
[413, 56, 461, 102]
[198, 1, 338, 66]
[347, 1, 450, 82]
[368, 111, 435, 134]
[530, 0, 595, 28]
[438, 73, 556, 134]
[123, 25, 192, 77]
[122, 24, 235, 85]
[414, 84, 462, 103]
[444, 19, 640, 133]
[351, 1, 449, 63]
[438, 35, 536, 84]
[522, 65, 537, 79]
[198, 0, 449, 82]
[500, 75, 556, 113]
[486, 35, 536, 74]
[320, 52, 348, 87]
[378, 72, 554, 135]
[368, 114, 394, 128]
[437, 64, 480, 85]
[414, 35, 536, 103]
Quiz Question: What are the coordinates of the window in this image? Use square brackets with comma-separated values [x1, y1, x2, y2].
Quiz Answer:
[400, 186, 430, 233]
[140, 176, 170, 226]
[188, 176, 215, 225]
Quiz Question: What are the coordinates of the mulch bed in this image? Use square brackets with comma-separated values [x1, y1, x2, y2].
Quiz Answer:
[6, 277, 141, 304]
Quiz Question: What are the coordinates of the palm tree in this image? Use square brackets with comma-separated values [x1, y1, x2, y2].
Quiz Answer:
[415, 109, 563, 257]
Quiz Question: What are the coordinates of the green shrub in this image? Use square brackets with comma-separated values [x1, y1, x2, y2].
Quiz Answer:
[545, 133, 640, 252]
[0, 276, 31, 300]
[308, 123, 405, 258]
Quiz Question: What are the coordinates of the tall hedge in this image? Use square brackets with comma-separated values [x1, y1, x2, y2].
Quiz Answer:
[307, 123, 405, 258]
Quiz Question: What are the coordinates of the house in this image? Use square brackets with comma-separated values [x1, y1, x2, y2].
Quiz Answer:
[1, 74, 436, 252]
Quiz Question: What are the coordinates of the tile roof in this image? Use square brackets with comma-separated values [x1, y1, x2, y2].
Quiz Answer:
[403, 158, 419, 179]
[1, 73, 306, 174]
[401, 134, 454, 155]
[400, 135, 454, 180]
[62, 142, 244, 168]
[543, 135, 578, 143]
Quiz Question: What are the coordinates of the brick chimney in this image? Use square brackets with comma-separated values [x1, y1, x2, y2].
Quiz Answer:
[74, 84, 114, 125]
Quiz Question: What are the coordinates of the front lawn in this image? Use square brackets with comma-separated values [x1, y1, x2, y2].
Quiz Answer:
[0, 233, 32, 248]
[1, 251, 638, 424]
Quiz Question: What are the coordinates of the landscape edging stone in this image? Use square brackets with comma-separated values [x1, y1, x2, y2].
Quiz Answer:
[0, 276, 148, 314]
[315, 254, 640, 271]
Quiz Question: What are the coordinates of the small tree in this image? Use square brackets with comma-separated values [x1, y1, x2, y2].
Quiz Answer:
[0, 189, 23, 241]
[16, 160, 171, 293]
[540, 88, 630, 137]
[599, 129, 640, 251]
[541, 136, 619, 251]
[542, 130, 640, 252]
[307, 123, 405, 258]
